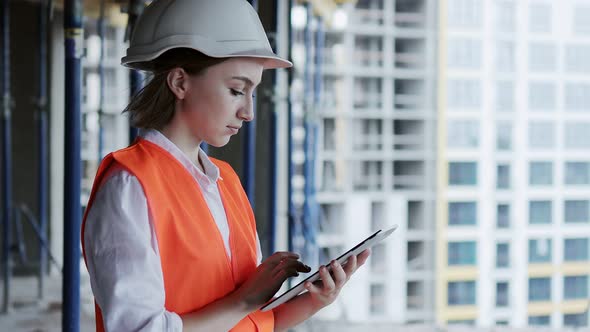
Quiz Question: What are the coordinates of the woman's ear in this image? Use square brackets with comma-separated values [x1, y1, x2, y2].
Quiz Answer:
[166, 68, 188, 99]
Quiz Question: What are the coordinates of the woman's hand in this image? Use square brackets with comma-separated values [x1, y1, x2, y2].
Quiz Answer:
[304, 249, 371, 311]
[232, 252, 311, 311]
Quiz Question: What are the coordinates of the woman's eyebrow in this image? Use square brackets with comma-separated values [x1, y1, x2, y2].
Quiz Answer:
[231, 76, 256, 87]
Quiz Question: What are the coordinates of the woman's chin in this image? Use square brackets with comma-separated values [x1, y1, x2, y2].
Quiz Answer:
[205, 137, 231, 148]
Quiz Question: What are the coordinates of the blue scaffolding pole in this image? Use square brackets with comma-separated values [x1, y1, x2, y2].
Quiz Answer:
[37, 0, 50, 300]
[63, 0, 83, 330]
[1, 0, 12, 314]
[97, 0, 106, 159]
[287, 0, 297, 254]
[301, 3, 319, 267]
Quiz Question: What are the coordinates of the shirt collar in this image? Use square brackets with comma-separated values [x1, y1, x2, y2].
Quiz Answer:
[139, 129, 221, 183]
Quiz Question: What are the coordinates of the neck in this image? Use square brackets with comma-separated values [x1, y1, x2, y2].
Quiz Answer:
[160, 120, 202, 166]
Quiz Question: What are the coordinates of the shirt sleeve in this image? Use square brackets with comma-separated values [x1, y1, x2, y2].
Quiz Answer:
[84, 169, 183, 332]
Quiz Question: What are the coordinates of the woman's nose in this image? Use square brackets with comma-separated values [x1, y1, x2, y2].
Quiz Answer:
[238, 96, 255, 122]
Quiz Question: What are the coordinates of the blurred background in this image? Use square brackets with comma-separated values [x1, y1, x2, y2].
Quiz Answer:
[1, 0, 590, 331]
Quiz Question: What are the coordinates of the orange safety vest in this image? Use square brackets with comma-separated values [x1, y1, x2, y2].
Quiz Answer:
[81, 138, 274, 332]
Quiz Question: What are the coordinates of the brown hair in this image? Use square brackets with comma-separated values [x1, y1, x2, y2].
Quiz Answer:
[123, 48, 227, 130]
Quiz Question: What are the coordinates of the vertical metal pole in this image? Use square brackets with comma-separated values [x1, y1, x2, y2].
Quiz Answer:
[301, 3, 316, 264]
[269, 109, 277, 254]
[37, 0, 50, 300]
[242, 0, 259, 204]
[1, 0, 12, 314]
[97, 0, 105, 159]
[286, 0, 295, 253]
[63, 0, 82, 330]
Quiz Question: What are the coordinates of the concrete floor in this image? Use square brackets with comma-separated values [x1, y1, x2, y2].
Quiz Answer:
[0, 272, 96, 332]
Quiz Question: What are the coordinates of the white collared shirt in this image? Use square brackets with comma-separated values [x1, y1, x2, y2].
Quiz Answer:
[84, 129, 262, 332]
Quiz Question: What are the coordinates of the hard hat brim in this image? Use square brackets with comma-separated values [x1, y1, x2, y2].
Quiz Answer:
[122, 42, 293, 71]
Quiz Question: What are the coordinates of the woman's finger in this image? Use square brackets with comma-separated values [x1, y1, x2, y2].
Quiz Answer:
[356, 249, 371, 267]
[272, 259, 310, 279]
[305, 281, 321, 295]
[330, 260, 347, 287]
[319, 265, 336, 292]
[267, 252, 299, 265]
[343, 254, 357, 275]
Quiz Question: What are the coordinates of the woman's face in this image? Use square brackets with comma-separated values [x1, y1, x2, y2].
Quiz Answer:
[174, 57, 264, 147]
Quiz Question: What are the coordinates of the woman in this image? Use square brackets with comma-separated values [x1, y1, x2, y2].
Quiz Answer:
[82, 0, 370, 331]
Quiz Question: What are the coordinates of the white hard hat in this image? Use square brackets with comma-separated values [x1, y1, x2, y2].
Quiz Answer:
[121, 0, 292, 70]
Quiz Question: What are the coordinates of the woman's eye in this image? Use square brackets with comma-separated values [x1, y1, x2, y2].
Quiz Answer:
[230, 89, 245, 96]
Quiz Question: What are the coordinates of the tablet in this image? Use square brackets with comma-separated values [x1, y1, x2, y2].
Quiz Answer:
[260, 225, 398, 312]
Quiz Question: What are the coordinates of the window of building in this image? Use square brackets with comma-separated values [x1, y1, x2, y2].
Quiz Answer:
[448, 79, 481, 109]
[565, 83, 590, 112]
[448, 0, 481, 29]
[354, 35, 384, 67]
[496, 242, 510, 268]
[370, 284, 386, 315]
[530, 161, 553, 186]
[449, 241, 477, 265]
[406, 281, 424, 309]
[496, 121, 512, 150]
[321, 161, 340, 191]
[529, 82, 556, 111]
[449, 202, 477, 225]
[448, 281, 476, 305]
[353, 119, 382, 151]
[528, 277, 551, 301]
[565, 238, 589, 262]
[529, 43, 556, 72]
[564, 276, 589, 300]
[496, 282, 509, 307]
[565, 162, 590, 185]
[529, 239, 552, 263]
[354, 77, 383, 109]
[354, 0, 385, 25]
[528, 315, 550, 326]
[564, 312, 588, 327]
[529, 200, 552, 224]
[565, 200, 590, 223]
[565, 45, 590, 73]
[448, 38, 481, 69]
[497, 204, 510, 228]
[529, 3, 552, 33]
[497, 164, 510, 189]
[353, 160, 383, 191]
[496, 42, 515, 73]
[529, 121, 555, 149]
[565, 122, 590, 149]
[322, 118, 336, 151]
[495, 1, 515, 32]
[448, 120, 479, 148]
[370, 243, 387, 273]
[496, 81, 514, 111]
[449, 162, 477, 185]
[574, 5, 590, 35]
